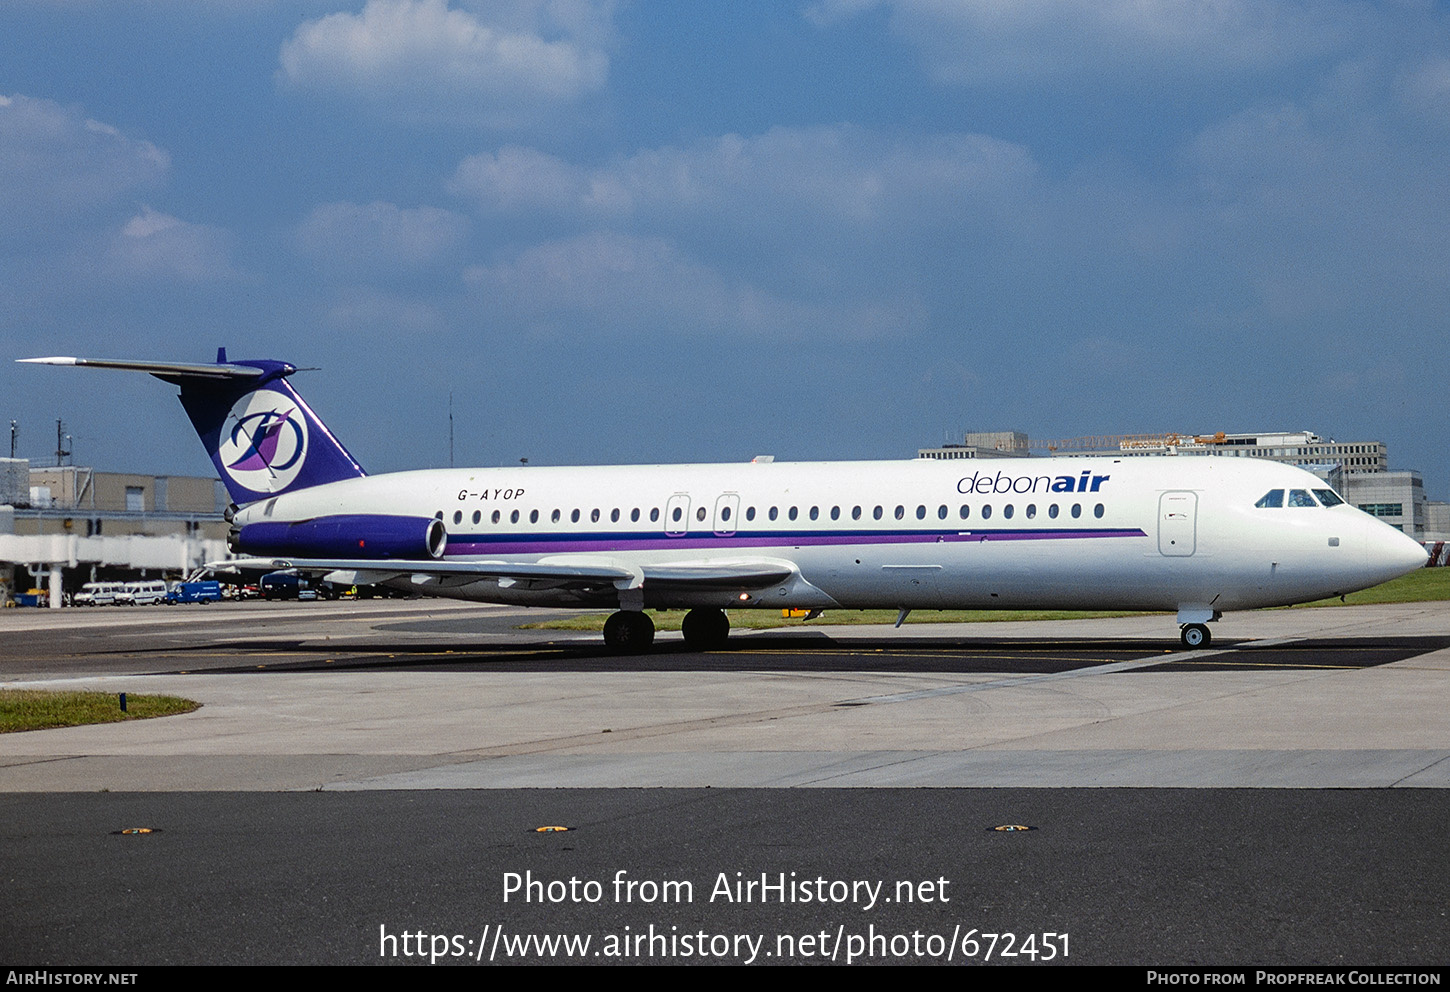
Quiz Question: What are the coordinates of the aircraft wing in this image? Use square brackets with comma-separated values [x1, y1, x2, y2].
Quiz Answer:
[211, 556, 795, 590]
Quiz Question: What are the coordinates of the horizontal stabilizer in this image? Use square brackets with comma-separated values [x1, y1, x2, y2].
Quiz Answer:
[18, 356, 267, 380]
[22, 351, 365, 504]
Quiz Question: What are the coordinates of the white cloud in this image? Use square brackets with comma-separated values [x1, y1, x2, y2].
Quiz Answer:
[297, 201, 469, 272]
[278, 0, 609, 124]
[0, 96, 238, 284]
[1398, 56, 1450, 125]
[447, 127, 1032, 340]
[1175, 64, 1450, 320]
[104, 206, 238, 281]
[451, 126, 1037, 230]
[808, 0, 1358, 84]
[449, 145, 598, 212]
[321, 286, 447, 334]
[0, 93, 168, 222]
[463, 231, 925, 339]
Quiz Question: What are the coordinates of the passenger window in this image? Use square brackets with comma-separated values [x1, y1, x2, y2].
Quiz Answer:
[851, 506, 861, 520]
[472, 510, 481, 525]
[571, 509, 580, 523]
[510, 510, 520, 524]
[1094, 503, 1104, 518]
[769, 507, 779, 521]
[873, 506, 883, 520]
[809, 506, 819, 520]
[672, 507, 682, 522]
[611, 508, 620, 522]
[552, 509, 561, 523]
[529, 509, 539, 524]
[746, 507, 756, 521]
[981, 504, 993, 519]
[916, 505, 926, 520]
[1071, 504, 1081, 518]
[1313, 489, 1345, 507]
[721, 506, 732, 522]
[1048, 504, 1059, 519]
[938, 504, 948, 520]
[592, 508, 601, 523]
[895, 505, 905, 520]
[492, 510, 501, 524]
[1288, 489, 1318, 508]
[959, 504, 969, 519]
[1255, 489, 1285, 508]
[830, 506, 840, 520]
[1025, 504, 1036, 519]
[788, 506, 798, 521]
[452, 510, 462, 525]
[650, 507, 660, 522]
[631, 508, 640, 522]
[697, 507, 707, 521]
[1003, 504, 1014, 519]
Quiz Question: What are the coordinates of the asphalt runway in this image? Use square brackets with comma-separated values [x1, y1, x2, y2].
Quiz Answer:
[2, 599, 1448, 965]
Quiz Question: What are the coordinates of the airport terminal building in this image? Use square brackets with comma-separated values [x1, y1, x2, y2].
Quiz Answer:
[921, 430, 1442, 541]
[0, 458, 229, 606]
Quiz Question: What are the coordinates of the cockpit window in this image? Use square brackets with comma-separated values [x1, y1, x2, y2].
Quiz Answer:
[1288, 489, 1318, 507]
[1255, 489, 1284, 508]
[1313, 489, 1345, 507]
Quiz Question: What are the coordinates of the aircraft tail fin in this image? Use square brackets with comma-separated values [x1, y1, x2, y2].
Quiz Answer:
[19, 351, 366, 505]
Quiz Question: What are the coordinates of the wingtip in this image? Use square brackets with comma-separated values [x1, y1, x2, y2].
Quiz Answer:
[16, 356, 78, 365]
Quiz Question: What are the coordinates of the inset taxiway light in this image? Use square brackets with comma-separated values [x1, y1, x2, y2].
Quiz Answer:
[738, 593, 750, 601]
[989, 824, 1036, 832]
[114, 828, 159, 835]
[532, 826, 571, 833]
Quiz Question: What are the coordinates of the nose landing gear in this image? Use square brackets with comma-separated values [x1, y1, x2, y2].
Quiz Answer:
[1179, 623, 1211, 649]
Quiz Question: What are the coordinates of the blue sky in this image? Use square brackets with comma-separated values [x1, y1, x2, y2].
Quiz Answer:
[3, 0, 1448, 496]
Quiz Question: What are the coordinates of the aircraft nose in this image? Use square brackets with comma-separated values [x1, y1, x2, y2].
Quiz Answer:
[1369, 523, 1428, 578]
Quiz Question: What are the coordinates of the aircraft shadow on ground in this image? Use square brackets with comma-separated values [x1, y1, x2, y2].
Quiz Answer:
[134, 634, 1450, 676]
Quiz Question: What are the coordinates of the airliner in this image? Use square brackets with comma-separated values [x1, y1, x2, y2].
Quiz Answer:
[21, 351, 1428, 650]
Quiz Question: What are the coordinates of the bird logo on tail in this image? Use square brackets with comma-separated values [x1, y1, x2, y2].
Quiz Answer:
[216, 389, 309, 493]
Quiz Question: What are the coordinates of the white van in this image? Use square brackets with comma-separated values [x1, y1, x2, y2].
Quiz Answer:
[75, 582, 126, 606]
[117, 580, 169, 606]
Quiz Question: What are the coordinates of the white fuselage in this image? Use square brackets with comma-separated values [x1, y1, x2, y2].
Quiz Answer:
[234, 455, 1428, 615]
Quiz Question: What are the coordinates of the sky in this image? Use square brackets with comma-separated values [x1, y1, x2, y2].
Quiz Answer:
[2, 0, 1448, 497]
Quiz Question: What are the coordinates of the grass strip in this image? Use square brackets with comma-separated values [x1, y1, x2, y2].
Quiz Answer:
[0, 691, 200, 734]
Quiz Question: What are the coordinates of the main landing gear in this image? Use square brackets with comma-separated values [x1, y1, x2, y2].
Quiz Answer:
[1179, 623, 1212, 649]
[601, 608, 732, 652]
[680, 608, 730, 649]
[603, 610, 654, 652]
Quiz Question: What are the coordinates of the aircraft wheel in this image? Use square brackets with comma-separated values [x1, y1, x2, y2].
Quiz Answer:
[681, 608, 730, 649]
[603, 610, 655, 652]
[1180, 623, 1211, 649]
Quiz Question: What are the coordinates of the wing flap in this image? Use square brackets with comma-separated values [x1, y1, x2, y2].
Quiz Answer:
[215, 556, 636, 583]
[639, 561, 794, 587]
[211, 556, 795, 589]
